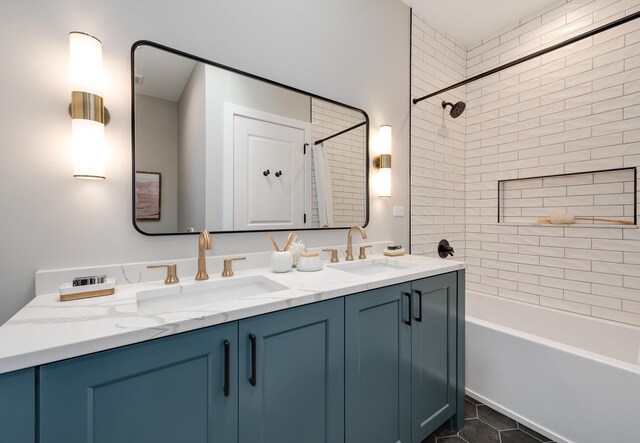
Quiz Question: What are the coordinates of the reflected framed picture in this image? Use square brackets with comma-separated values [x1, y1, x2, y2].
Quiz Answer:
[135, 171, 161, 221]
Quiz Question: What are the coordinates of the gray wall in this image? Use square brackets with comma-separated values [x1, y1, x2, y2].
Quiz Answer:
[177, 63, 207, 232]
[135, 94, 179, 233]
[0, 0, 410, 324]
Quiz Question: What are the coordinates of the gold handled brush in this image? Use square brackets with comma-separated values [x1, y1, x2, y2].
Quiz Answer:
[283, 233, 297, 251]
[268, 233, 281, 251]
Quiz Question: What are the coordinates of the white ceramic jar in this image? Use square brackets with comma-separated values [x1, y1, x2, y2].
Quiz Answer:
[296, 251, 323, 272]
[270, 251, 293, 273]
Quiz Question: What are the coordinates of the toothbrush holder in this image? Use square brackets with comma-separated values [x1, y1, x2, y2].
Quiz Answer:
[270, 251, 293, 273]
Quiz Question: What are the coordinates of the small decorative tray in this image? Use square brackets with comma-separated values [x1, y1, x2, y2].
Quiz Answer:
[383, 248, 406, 257]
[59, 279, 116, 302]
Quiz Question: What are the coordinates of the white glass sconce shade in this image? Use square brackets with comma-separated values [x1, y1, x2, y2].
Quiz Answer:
[378, 125, 392, 155]
[69, 32, 106, 179]
[72, 119, 106, 179]
[69, 32, 103, 96]
[377, 167, 391, 198]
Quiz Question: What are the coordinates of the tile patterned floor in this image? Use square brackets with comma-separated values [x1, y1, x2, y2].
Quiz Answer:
[423, 396, 555, 443]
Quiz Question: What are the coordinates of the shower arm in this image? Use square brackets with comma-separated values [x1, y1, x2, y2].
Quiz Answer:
[412, 10, 640, 105]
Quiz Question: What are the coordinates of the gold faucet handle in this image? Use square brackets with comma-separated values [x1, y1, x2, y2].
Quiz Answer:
[322, 248, 339, 263]
[358, 245, 373, 260]
[222, 257, 246, 277]
[147, 264, 179, 285]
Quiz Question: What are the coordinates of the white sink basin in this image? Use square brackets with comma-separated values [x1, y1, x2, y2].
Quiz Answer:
[137, 275, 288, 314]
[329, 258, 417, 276]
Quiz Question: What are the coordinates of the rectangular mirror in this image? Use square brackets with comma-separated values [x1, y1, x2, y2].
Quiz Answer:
[132, 41, 369, 235]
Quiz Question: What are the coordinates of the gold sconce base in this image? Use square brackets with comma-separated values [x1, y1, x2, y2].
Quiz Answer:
[373, 154, 392, 169]
[68, 91, 110, 125]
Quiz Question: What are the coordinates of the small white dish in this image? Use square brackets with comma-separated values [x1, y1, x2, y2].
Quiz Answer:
[296, 251, 323, 272]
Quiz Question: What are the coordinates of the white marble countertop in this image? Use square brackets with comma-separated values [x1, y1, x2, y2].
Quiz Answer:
[0, 254, 464, 374]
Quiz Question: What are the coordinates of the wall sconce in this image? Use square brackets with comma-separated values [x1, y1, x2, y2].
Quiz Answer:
[373, 125, 392, 198]
[69, 31, 108, 179]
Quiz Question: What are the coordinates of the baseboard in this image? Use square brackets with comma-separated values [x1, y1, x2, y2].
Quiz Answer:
[465, 388, 571, 443]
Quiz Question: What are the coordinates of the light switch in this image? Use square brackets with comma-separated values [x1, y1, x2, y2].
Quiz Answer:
[393, 206, 405, 217]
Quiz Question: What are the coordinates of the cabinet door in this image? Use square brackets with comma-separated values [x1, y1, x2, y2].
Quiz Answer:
[238, 298, 344, 443]
[345, 284, 411, 443]
[0, 368, 35, 443]
[40, 323, 237, 443]
[411, 272, 458, 442]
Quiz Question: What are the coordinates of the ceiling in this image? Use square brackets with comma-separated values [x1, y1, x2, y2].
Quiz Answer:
[134, 45, 196, 102]
[134, 1, 568, 99]
[403, 0, 566, 48]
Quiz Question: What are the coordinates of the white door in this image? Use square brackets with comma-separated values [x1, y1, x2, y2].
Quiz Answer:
[232, 114, 308, 230]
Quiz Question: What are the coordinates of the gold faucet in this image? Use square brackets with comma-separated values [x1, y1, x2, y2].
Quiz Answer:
[322, 248, 339, 263]
[345, 226, 367, 261]
[147, 264, 179, 285]
[196, 230, 212, 280]
[222, 257, 246, 277]
[359, 245, 373, 260]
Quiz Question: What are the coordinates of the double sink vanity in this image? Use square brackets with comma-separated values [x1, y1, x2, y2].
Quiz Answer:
[0, 39, 466, 443]
[0, 242, 465, 443]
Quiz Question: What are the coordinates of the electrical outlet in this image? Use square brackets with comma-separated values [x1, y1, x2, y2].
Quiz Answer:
[393, 206, 405, 217]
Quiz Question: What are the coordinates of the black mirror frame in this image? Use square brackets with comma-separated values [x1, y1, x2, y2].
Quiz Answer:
[131, 40, 370, 236]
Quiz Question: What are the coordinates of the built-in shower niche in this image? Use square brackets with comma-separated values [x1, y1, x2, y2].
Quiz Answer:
[498, 168, 637, 226]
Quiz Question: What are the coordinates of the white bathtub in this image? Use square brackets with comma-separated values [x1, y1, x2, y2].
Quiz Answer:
[466, 291, 640, 443]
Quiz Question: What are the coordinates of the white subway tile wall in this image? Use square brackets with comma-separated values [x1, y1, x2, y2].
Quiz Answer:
[411, 12, 467, 259]
[310, 98, 366, 228]
[411, 0, 640, 327]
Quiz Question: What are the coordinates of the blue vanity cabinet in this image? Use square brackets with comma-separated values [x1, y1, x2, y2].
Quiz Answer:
[410, 271, 462, 441]
[21, 268, 463, 442]
[345, 284, 412, 443]
[39, 322, 238, 443]
[0, 368, 35, 443]
[238, 298, 345, 443]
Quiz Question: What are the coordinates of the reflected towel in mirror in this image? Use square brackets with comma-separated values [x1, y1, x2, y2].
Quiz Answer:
[312, 143, 335, 228]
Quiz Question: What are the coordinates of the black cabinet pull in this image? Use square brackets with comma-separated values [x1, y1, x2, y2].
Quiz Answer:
[223, 340, 230, 397]
[249, 334, 257, 386]
[263, 169, 270, 176]
[415, 290, 423, 322]
[275, 170, 283, 177]
[403, 292, 412, 326]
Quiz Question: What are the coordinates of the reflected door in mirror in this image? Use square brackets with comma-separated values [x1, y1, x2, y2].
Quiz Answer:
[230, 111, 309, 230]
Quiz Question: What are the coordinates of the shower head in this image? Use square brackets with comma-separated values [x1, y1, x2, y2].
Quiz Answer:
[442, 101, 466, 118]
